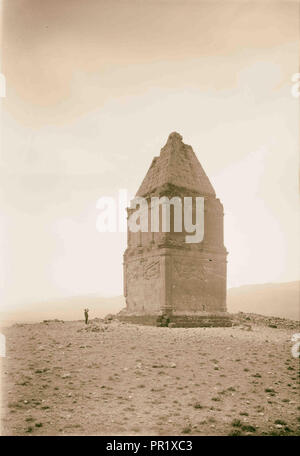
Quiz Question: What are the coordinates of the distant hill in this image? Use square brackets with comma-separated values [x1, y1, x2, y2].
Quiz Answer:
[0, 295, 125, 327]
[1, 281, 298, 327]
[227, 281, 299, 321]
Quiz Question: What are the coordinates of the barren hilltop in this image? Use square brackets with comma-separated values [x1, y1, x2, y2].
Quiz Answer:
[1, 281, 298, 327]
[1, 313, 299, 436]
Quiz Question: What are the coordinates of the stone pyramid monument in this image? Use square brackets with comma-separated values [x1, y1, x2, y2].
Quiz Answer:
[119, 132, 231, 327]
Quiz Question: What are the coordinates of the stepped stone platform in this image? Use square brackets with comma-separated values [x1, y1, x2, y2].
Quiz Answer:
[118, 312, 232, 328]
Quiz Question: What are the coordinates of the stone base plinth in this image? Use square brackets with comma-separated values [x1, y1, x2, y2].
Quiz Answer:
[117, 311, 232, 328]
[117, 313, 161, 326]
[165, 313, 232, 327]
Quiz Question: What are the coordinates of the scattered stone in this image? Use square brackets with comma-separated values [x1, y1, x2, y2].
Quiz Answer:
[239, 324, 252, 331]
[62, 373, 71, 379]
[231, 312, 299, 330]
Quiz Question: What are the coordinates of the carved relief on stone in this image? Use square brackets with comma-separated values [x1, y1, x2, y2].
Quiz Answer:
[173, 257, 205, 281]
[143, 258, 160, 280]
[126, 261, 141, 284]
[203, 260, 226, 280]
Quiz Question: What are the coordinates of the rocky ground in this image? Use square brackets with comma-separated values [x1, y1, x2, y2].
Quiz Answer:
[0, 314, 299, 436]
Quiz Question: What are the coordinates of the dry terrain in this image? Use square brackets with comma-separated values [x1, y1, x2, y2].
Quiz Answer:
[1, 281, 298, 327]
[1, 315, 299, 436]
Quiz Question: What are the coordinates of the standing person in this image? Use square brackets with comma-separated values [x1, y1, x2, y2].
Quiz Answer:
[84, 308, 89, 325]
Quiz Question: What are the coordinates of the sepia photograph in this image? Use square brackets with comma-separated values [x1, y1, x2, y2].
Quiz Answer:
[0, 0, 299, 445]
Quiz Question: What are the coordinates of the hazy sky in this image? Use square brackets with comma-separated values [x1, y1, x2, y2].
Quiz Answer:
[0, 0, 299, 311]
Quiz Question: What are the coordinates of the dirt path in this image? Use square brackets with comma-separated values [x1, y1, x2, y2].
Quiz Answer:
[1, 319, 299, 435]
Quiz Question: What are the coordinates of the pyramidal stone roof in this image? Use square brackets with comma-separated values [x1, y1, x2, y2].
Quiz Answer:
[136, 132, 216, 197]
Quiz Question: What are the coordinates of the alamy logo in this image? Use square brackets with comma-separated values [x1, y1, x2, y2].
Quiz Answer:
[96, 189, 204, 244]
[0, 73, 6, 98]
[291, 333, 300, 359]
[0, 333, 5, 357]
[291, 73, 300, 98]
